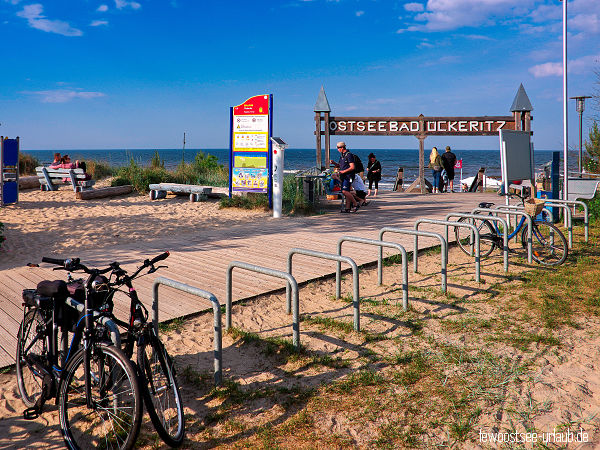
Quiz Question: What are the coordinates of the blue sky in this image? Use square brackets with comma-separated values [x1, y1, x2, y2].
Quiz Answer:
[1, 0, 598, 151]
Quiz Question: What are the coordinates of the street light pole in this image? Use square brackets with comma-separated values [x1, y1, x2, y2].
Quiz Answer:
[562, 0, 568, 225]
[570, 96, 592, 177]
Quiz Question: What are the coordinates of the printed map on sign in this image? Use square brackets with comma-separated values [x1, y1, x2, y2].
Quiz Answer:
[234, 115, 269, 132]
[234, 133, 268, 150]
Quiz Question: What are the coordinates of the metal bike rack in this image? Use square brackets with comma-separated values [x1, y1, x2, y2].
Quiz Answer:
[414, 218, 481, 283]
[378, 227, 447, 293]
[337, 236, 409, 310]
[153, 277, 222, 385]
[287, 248, 360, 332]
[543, 201, 573, 248]
[445, 213, 509, 273]
[225, 261, 301, 348]
[471, 207, 533, 263]
[550, 199, 589, 242]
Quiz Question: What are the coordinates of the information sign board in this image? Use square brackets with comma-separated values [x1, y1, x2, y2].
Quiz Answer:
[230, 95, 273, 195]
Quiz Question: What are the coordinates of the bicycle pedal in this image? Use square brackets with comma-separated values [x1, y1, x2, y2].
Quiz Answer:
[23, 407, 40, 420]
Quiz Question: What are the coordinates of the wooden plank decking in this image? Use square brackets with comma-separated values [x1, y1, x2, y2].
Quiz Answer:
[0, 191, 498, 368]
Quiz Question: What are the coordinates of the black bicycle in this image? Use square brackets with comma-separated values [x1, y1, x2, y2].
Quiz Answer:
[98, 252, 185, 447]
[454, 193, 568, 266]
[16, 257, 143, 450]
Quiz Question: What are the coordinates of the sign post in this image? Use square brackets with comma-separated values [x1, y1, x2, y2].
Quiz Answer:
[270, 137, 287, 218]
[229, 94, 273, 206]
[455, 159, 463, 190]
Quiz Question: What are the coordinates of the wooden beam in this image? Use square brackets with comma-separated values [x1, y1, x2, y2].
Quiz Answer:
[75, 185, 132, 200]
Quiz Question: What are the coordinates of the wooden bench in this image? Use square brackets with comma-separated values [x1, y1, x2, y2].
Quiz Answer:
[566, 178, 600, 201]
[148, 183, 213, 202]
[36, 166, 95, 192]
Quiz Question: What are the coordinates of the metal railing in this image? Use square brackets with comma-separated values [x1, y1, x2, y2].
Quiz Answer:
[378, 227, 447, 293]
[225, 261, 301, 347]
[547, 198, 589, 242]
[414, 218, 481, 283]
[337, 236, 408, 310]
[153, 277, 222, 385]
[287, 248, 360, 331]
[445, 213, 509, 272]
[471, 207, 533, 263]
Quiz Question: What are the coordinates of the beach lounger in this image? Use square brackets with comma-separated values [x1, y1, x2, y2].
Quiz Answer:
[36, 166, 95, 192]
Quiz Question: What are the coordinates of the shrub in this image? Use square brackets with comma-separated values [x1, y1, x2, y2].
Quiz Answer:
[150, 150, 165, 169]
[173, 151, 228, 187]
[19, 153, 39, 175]
[85, 160, 114, 179]
[111, 177, 131, 187]
[113, 159, 174, 193]
[219, 193, 269, 210]
[585, 192, 600, 222]
[583, 121, 600, 173]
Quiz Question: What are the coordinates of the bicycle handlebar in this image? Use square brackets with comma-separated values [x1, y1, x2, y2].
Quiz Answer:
[149, 251, 170, 266]
[41, 256, 67, 266]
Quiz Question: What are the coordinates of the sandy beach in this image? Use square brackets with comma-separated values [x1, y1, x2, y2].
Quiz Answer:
[1, 183, 599, 448]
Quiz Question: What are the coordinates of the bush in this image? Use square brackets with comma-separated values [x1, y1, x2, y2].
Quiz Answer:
[85, 160, 114, 180]
[219, 193, 269, 210]
[173, 151, 228, 187]
[111, 177, 131, 187]
[113, 159, 174, 193]
[585, 192, 600, 222]
[583, 121, 600, 173]
[19, 153, 39, 175]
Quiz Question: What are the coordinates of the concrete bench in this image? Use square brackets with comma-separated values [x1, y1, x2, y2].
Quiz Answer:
[148, 183, 213, 202]
[566, 178, 600, 201]
[36, 166, 95, 192]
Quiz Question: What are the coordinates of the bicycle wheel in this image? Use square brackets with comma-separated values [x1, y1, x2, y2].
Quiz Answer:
[59, 343, 142, 450]
[455, 217, 496, 257]
[138, 330, 185, 447]
[16, 308, 48, 408]
[521, 221, 568, 266]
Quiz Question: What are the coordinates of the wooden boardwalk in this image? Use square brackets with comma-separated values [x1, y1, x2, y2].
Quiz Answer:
[0, 191, 498, 368]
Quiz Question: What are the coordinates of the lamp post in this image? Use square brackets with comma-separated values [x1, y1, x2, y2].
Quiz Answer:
[570, 96, 592, 177]
[561, 0, 568, 226]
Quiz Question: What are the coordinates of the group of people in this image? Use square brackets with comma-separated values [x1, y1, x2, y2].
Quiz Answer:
[49, 152, 87, 172]
[428, 146, 457, 193]
[329, 141, 382, 213]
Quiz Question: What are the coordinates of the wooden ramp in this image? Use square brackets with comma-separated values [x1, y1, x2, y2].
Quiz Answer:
[0, 191, 498, 368]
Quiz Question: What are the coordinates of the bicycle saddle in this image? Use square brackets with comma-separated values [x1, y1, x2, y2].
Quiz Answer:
[478, 202, 494, 209]
[37, 280, 69, 298]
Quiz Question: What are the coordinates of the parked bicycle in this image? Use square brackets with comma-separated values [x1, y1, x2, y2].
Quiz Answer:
[16, 257, 142, 449]
[454, 192, 568, 266]
[99, 251, 185, 447]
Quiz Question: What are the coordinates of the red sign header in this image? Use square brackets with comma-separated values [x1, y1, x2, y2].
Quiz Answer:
[233, 94, 269, 115]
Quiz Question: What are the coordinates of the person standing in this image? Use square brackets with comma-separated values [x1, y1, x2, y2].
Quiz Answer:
[441, 145, 457, 192]
[366, 153, 381, 197]
[329, 141, 359, 213]
[429, 147, 443, 193]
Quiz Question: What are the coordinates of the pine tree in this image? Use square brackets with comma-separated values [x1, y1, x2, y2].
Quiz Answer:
[583, 121, 600, 173]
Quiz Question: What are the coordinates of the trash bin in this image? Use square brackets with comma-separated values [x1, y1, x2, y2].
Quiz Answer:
[536, 191, 559, 222]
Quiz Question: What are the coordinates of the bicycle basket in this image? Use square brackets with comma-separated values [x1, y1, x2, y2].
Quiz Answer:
[524, 198, 545, 216]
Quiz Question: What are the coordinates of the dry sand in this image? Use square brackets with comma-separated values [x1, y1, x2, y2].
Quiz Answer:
[0, 183, 599, 448]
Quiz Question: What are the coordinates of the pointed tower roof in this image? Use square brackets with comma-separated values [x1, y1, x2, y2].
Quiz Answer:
[510, 83, 533, 112]
[314, 86, 331, 113]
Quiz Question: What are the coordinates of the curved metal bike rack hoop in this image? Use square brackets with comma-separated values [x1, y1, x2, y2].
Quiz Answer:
[336, 236, 408, 311]
[543, 201, 573, 248]
[287, 248, 360, 331]
[225, 261, 301, 348]
[548, 199, 588, 242]
[471, 206, 533, 263]
[445, 213, 509, 273]
[378, 227, 447, 293]
[414, 218, 481, 283]
[153, 277, 222, 385]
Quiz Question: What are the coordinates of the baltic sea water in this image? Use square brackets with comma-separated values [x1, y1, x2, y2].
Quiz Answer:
[24, 148, 575, 190]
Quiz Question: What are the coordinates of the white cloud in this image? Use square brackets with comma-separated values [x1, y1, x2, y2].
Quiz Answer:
[115, 0, 141, 10]
[401, 0, 536, 32]
[97, 4, 109, 12]
[16, 4, 83, 36]
[356, 10, 364, 17]
[24, 89, 106, 103]
[90, 20, 108, 26]
[570, 13, 599, 34]
[529, 54, 600, 77]
[404, 2, 424, 12]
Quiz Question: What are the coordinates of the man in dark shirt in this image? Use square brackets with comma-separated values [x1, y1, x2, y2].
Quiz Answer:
[441, 145, 457, 192]
[330, 141, 359, 212]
